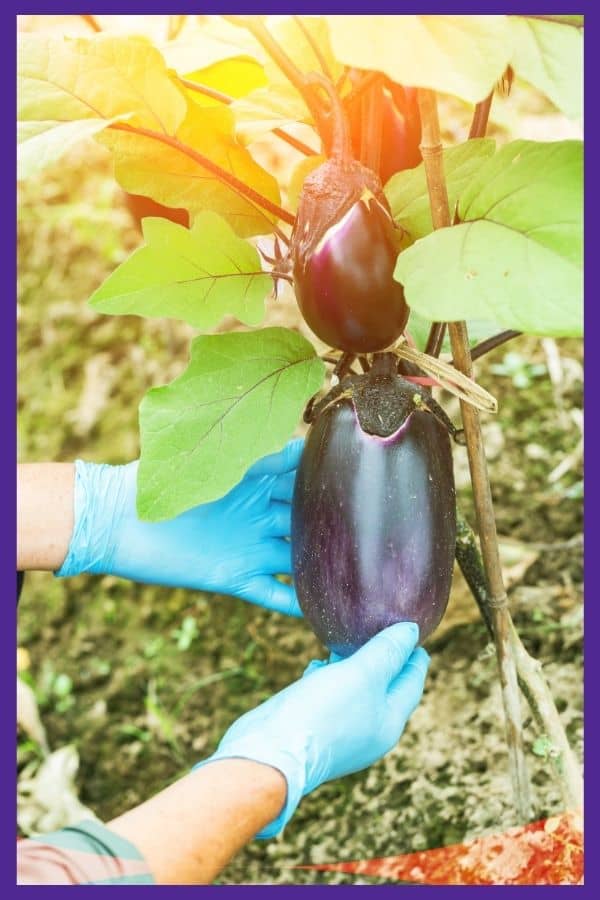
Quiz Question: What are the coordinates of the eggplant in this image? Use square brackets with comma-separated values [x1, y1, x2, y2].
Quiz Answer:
[290, 158, 409, 354]
[292, 355, 456, 656]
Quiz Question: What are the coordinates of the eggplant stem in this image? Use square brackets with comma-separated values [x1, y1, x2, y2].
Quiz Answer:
[455, 510, 583, 812]
[418, 87, 532, 823]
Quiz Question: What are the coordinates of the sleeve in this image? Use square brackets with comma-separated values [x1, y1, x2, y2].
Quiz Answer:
[17, 819, 154, 885]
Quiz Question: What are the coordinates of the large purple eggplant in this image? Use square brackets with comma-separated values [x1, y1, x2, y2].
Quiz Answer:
[292, 354, 456, 656]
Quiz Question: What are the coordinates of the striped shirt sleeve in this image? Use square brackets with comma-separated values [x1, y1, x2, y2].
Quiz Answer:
[17, 819, 154, 885]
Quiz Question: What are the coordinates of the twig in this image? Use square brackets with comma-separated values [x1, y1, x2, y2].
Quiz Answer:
[178, 77, 317, 158]
[455, 511, 583, 812]
[108, 122, 295, 228]
[417, 87, 531, 822]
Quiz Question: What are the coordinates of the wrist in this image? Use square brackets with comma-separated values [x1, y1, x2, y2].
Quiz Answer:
[55, 460, 133, 578]
[194, 741, 308, 839]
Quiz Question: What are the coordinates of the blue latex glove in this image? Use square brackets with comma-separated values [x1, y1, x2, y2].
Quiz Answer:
[56, 441, 304, 616]
[195, 622, 429, 838]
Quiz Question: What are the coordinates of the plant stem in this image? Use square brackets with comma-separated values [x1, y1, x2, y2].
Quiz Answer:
[109, 122, 296, 228]
[81, 14, 101, 32]
[455, 511, 583, 812]
[468, 330, 522, 364]
[225, 16, 328, 145]
[360, 75, 384, 174]
[417, 87, 531, 822]
[178, 78, 318, 158]
[468, 91, 494, 140]
[292, 15, 333, 80]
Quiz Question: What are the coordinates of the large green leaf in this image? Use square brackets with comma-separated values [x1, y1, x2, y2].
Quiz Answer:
[385, 139, 496, 246]
[396, 221, 582, 337]
[17, 33, 187, 179]
[137, 328, 325, 520]
[509, 16, 583, 120]
[89, 213, 271, 329]
[325, 16, 510, 103]
[98, 101, 281, 237]
[396, 140, 582, 337]
[459, 141, 582, 267]
[18, 33, 186, 133]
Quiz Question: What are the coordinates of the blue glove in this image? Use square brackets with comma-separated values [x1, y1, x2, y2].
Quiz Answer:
[56, 441, 304, 616]
[195, 622, 429, 838]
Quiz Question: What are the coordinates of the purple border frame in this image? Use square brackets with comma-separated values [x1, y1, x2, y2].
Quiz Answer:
[8, 1, 594, 895]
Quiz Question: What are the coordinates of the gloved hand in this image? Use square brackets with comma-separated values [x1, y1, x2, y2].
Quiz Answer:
[195, 622, 429, 838]
[56, 441, 304, 616]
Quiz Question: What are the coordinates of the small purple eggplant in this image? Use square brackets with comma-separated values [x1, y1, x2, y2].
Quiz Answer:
[292, 354, 456, 656]
[290, 158, 409, 353]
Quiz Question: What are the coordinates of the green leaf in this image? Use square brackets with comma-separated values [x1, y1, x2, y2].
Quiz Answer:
[385, 139, 496, 246]
[17, 118, 122, 180]
[98, 101, 282, 237]
[396, 139, 582, 338]
[18, 33, 187, 133]
[325, 16, 511, 103]
[395, 220, 582, 338]
[137, 328, 325, 520]
[459, 141, 582, 267]
[509, 16, 583, 120]
[89, 213, 271, 329]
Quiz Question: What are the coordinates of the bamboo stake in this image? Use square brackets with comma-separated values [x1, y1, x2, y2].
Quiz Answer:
[417, 88, 532, 821]
[455, 511, 583, 811]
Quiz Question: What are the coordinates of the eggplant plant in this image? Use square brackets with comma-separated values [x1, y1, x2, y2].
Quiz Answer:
[18, 14, 583, 817]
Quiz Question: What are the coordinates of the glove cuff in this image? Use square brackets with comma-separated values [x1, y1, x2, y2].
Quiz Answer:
[55, 460, 130, 578]
[192, 745, 306, 840]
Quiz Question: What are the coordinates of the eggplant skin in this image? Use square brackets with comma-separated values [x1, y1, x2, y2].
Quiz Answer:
[292, 401, 456, 656]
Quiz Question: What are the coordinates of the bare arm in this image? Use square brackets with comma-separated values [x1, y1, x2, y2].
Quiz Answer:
[17, 463, 75, 571]
[107, 759, 286, 884]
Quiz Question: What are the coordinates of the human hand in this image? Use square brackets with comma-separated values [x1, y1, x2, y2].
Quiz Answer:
[55, 441, 304, 616]
[195, 622, 429, 838]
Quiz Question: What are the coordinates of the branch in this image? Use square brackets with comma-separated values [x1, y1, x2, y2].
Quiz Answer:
[417, 87, 532, 822]
[178, 78, 318, 158]
[108, 122, 295, 230]
[455, 511, 583, 812]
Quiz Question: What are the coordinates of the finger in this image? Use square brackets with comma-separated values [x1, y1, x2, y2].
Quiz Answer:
[252, 538, 293, 575]
[387, 647, 430, 723]
[265, 501, 292, 537]
[348, 622, 420, 688]
[237, 575, 303, 617]
[246, 439, 304, 478]
[271, 471, 296, 503]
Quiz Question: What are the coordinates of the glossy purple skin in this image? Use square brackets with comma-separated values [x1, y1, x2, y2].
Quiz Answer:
[292, 196, 409, 353]
[292, 402, 456, 656]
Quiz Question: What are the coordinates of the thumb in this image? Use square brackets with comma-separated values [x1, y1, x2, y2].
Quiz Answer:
[348, 622, 420, 687]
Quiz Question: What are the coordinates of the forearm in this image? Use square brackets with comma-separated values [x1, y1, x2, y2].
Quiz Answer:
[17, 464, 75, 571]
[107, 759, 286, 884]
